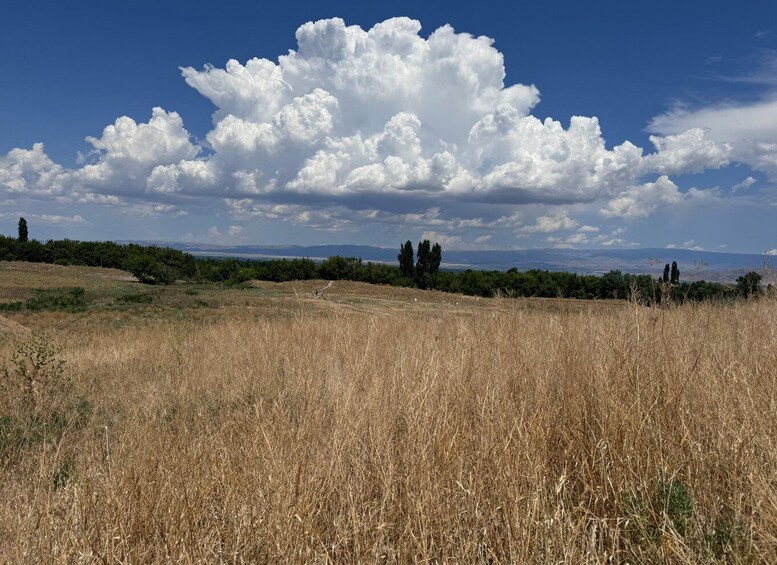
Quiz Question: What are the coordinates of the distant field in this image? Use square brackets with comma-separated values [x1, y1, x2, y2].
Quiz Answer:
[0, 261, 775, 562]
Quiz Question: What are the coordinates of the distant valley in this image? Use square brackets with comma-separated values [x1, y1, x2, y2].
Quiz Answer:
[157, 243, 774, 283]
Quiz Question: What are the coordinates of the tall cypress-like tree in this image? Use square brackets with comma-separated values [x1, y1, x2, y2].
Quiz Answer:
[414, 240, 432, 288]
[18, 217, 28, 243]
[662, 263, 670, 284]
[430, 242, 442, 274]
[416, 240, 431, 276]
[412, 240, 443, 289]
[670, 261, 680, 285]
[397, 240, 415, 279]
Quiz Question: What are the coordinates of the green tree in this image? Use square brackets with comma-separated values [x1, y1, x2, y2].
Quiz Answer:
[459, 269, 492, 297]
[416, 240, 431, 274]
[18, 217, 28, 243]
[430, 242, 442, 274]
[415, 239, 432, 288]
[670, 261, 680, 285]
[318, 256, 362, 281]
[125, 254, 175, 285]
[736, 271, 762, 298]
[397, 240, 415, 279]
[662, 263, 670, 284]
[600, 270, 628, 299]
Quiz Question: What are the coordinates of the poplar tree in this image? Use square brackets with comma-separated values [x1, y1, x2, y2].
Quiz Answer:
[397, 240, 415, 279]
[18, 217, 28, 243]
[670, 261, 680, 285]
[413, 240, 443, 289]
[416, 240, 432, 280]
[430, 242, 442, 274]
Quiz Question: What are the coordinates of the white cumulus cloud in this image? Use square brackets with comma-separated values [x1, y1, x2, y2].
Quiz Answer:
[112, 16, 732, 206]
[78, 107, 200, 194]
[420, 231, 463, 248]
[648, 98, 777, 178]
[0, 143, 69, 196]
[644, 128, 730, 175]
[520, 209, 578, 233]
[600, 176, 682, 219]
[0, 16, 744, 239]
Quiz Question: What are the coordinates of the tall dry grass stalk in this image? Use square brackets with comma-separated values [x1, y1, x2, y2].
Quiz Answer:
[1, 298, 776, 562]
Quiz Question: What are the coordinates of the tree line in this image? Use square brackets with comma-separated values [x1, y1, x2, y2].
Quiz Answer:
[0, 219, 768, 303]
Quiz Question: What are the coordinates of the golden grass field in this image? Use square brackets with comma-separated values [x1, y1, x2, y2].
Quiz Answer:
[0, 261, 775, 563]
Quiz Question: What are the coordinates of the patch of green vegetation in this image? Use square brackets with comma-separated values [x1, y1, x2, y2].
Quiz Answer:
[704, 509, 748, 559]
[622, 476, 695, 545]
[116, 292, 154, 304]
[1, 336, 92, 459]
[0, 287, 88, 312]
[658, 476, 694, 536]
[621, 477, 750, 559]
[0, 415, 16, 454]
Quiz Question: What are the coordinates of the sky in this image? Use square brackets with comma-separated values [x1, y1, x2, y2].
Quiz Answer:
[1, 0, 776, 254]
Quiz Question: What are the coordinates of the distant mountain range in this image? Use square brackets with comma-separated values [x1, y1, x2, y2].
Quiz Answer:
[144, 242, 774, 283]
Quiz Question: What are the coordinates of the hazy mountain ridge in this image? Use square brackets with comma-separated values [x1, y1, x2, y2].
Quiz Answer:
[141, 243, 774, 283]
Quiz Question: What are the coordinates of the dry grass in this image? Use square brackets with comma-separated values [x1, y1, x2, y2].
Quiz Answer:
[1, 263, 776, 562]
[0, 261, 135, 293]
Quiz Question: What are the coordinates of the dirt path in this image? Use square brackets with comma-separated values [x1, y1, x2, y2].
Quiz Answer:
[313, 280, 335, 296]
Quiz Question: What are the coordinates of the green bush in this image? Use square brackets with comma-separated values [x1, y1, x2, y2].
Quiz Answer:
[2, 335, 69, 411]
[117, 292, 154, 304]
[0, 302, 23, 312]
[0, 287, 87, 312]
[29, 287, 87, 311]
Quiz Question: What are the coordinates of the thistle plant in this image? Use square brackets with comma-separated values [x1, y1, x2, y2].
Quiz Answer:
[2, 335, 69, 412]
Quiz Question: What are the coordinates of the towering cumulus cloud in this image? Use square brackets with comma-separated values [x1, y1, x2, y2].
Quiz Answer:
[1, 17, 740, 239]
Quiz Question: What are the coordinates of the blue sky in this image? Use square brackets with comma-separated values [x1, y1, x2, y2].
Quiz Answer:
[1, 0, 776, 253]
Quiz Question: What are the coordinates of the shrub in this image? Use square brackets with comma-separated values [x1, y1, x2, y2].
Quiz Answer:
[1, 335, 69, 412]
[125, 254, 176, 285]
[28, 287, 87, 311]
[0, 336, 92, 460]
[117, 292, 154, 304]
[0, 288, 88, 312]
